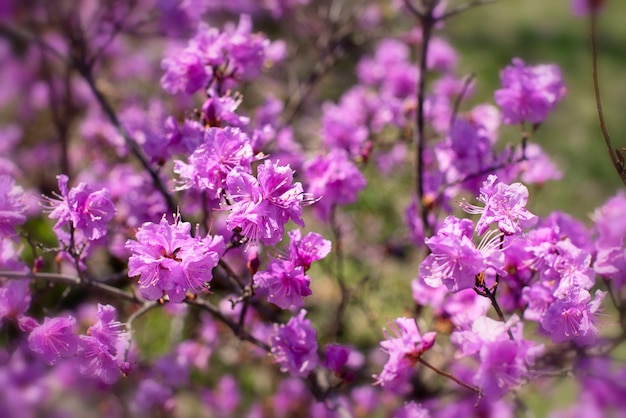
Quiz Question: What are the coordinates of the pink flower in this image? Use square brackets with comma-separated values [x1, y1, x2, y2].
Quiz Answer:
[44, 174, 116, 242]
[0, 175, 26, 238]
[126, 216, 225, 302]
[271, 310, 318, 377]
[494, 58, 566, 125]
[226, 160, 305, 245]
[461, 174, 537, 236]
[28, 316, 78, 365]
[373, 317, 436, 390]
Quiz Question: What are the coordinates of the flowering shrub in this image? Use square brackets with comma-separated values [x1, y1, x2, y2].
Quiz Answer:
[0, 0, 625, 416]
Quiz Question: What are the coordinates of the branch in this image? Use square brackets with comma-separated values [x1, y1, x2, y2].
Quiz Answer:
[0, 21, 179, 213]
[419, 357, 482, 395]
[589, 12, 626, 187]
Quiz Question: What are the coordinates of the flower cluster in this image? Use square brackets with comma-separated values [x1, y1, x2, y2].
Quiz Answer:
[225, 160, 306, 246]
[271, 310, 318, 378]
[253, 230, 331, 309]
[126, 216, 225, 302]
[44, 174, 116, 243]
[161, 14, 283, 96]
[373, 317, 436, 391]
[494, 58, 566, 125]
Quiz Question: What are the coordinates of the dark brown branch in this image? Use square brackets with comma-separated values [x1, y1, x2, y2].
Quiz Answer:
[589, 12, 626, 187]
[419, 357, 482, 395]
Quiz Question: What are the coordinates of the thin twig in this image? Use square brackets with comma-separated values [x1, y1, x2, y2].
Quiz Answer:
[419, 357, 482, 394]
[589, 12, 626, 187]
[329, 206, 350, 339]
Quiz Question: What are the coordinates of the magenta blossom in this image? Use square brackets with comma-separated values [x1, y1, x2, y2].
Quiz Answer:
[126, 216, 225, 302]
[226, 160, 305, 246]
[28, 316, 78, 365]
[174, 127, 255, 199]
[0, 175, 26, 237]
[254, 261, 311, 310]
[373, 317, 436, 390]
[460, 174, 537, 236]
[76, 304, 130, 384]
[451, 315, 544, 399]
[541, 288, 605, 345]
[303, 149, 367, 221]
[271, 309, 318, 377]
[420, 216, 505, 293]
[494, 58, 566, 125]
[286, 229, 331, 270]
[44, 174, 116, 242]
[571, 0, 604, 16]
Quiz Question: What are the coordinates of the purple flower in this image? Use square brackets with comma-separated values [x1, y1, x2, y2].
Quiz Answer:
[460, 174, 537, 236]
[174, 127, 254, 199]
[161, 48, 210, 95]
[592, 191, 626, 248]
[271, 309, 318, 377]
[76, 304, 130, 384]
[427, 37, 458, 72]
[571, 0, 604, 16]
[130, 379, 175, 415]
[226, 160, 305, 246]
[304, 149, 367, 221]
[0, 279, 31, 322]
[0, 175, 26, 237]
[45, 174, 116, 242]
[286, 229, 331, 270]
[549, 239, 595, 298]
[373, 317, 436, 390]
[126, 216, 225, 303]
[393, 402, 431, 418]
[434, 118, 493, 193]
[494, 58, 566, 125]
[451, 315, 544, 399]
[321, 100, 369, 158]
[541, 288, 605, 345]
[420, 216, 504, 293]
[201, 95, 250, 128]
[27, 316, 78, 365]
[254, 261, 311, 309]
[324, 343, 354, 382]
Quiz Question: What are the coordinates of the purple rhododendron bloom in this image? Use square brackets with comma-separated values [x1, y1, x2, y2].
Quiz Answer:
[271, 309, 318, 377]
[451, 315, 544, 399]
[0, 175, 26, 237]
[461, 174, 537, 236]
[393, 401, 431, 418]
[226, 160, 305, 246]
[571, 0, 604, 16]
[76, 304, 130, 384]
[324, 343, 350, 374]
[174, 127, 254, 199]
[0, 279, 31, 322]
[420, 216, 504, 293]
[494, 58, 566, 125]
[161, 49, 210, 95]
[254, 261, 311, 309]
[130, 378, 175, 415]
[549, 238, 595, 298]
[541, 288, 605, 345]
[373, 317, 436, 390]
[286, 229, 331, 270]
[304, 149, 367, 221]
[126, 216, 225, 303]
[45, 174, 116, 242]
[28, 316, 78, 365]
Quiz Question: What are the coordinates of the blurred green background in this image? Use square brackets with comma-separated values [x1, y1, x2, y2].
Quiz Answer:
[446, 0, 626, 220]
